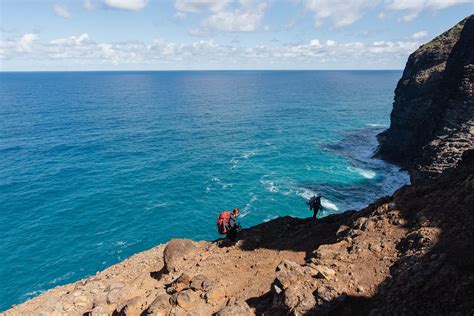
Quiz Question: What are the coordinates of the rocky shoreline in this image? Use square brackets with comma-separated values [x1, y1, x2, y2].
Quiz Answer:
[3, 15, 473, 316]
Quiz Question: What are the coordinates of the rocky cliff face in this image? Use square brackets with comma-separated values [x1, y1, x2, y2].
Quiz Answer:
[377, 15, 474, 182]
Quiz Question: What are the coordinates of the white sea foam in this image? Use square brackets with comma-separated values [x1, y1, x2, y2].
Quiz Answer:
[261, 180, 278, 193]
[22, 290, 45, 299]
[321, 198, 339, 211]
[297, 188, 339, 211]
[209, 177, 233, 189]
[366, 123, 387, 127]
[263, 215, 278, 222]
[242, 151, 256, 159]
[240, 193, 257, 218]
[297, 188, 315, 200]
[348, 166, 376, 179]
[49, 272, 74, 285]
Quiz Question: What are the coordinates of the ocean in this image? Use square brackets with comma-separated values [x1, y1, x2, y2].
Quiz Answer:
[0, 70, 409, 310]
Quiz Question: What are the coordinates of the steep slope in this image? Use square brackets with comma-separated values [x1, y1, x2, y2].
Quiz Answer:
[377, 15, 474, 182]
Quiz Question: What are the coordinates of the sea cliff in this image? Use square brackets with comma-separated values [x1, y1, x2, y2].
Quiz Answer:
[377, 15, 473, 183]
[3, 15, 474, 316]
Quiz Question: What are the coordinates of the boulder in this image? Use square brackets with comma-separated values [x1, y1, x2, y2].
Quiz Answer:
[316, 285, 338, 302]
[275, 260, 306, 289]
[147, 294, 172, 315]
[164, 239, 199, 273]
[90, 305, 110, 316]
[106, 289, 122, 305]
[115, 296, 144, 316]
[216, 300, 254, 316]
[176, 289, 201, 311]
[311, 265, 336, 280]
[205, 286, 225, 305]
[190, 274, 211, 291]
[283, 284, 317, 314]
[169, 273, 192, 293]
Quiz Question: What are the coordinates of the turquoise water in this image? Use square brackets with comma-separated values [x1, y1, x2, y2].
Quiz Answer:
[0, 71, 408, 310]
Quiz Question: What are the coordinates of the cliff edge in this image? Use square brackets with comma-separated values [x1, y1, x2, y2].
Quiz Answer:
[377, 15, 474, 182]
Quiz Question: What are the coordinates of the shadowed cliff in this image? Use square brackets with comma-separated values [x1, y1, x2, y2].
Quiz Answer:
[377, 14, 473, 183]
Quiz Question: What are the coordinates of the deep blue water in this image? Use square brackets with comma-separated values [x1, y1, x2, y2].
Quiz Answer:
[0, 70, 408, 310]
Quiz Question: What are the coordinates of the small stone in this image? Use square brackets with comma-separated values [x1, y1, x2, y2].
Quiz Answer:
[216, 300, 253, 316]
[273, 284, 282, 294]
[176, 289, 200, 310]
[106, 289, 121, 304]
[105, 281, 125, 292]
[369, 243, 383, 253]
[190, 275, 211, 291]
[63, 302, 73, 312]
[205, 287, 225, 305]
[152, 294, 172, 310]
[90, 305, 109, 316]
[312, 265, 336, 280]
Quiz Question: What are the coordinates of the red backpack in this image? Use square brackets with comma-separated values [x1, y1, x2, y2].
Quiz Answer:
[217, 211, 231, 234]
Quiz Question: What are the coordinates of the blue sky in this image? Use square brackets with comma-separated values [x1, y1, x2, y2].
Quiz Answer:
[0, 0, 472, 70]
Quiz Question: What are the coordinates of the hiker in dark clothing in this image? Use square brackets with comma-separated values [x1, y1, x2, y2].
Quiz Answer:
[225, 208, 240, 241]
[308, 195, 322, 220]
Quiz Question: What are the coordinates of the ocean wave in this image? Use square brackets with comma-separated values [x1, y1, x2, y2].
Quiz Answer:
[242, 151, 256, 159]
[296, 188, 339, 211]
[366, 123, 387, 127]
[240, 193, 257, 218]
[208, 177, 233, 190]
[263, 215, 278, 222]
[348, 166, 377, 179]
[321, 198, 339, 211]
[260, 179, 278, 193]
[48, 272, 75, 285]
[21, 290, 45, 299]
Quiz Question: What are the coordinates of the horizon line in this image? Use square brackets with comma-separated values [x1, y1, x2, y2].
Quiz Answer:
[0, 69, 404, 73]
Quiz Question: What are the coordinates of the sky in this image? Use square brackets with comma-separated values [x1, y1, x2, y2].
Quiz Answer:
[0, 0, 472, 71]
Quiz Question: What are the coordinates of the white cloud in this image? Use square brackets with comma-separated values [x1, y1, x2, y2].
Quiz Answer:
[17, 33, 38, 53]
[2, 32, 423, 69]
[386, 0, 470, 21]
[174, 0, 229, 13]
[175, 0, 267, 33]
[50, 33, 90, 46]
[104, 0, 147, 11]
[201, 1, 267, 32]
[411, 30, 428, 39]
[84, 0, 96, 10]
[53, 4, 72, 19]
[305, 0, 379, 27]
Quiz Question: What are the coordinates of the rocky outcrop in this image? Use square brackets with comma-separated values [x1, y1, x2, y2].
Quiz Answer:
[377, 14, 474, 182]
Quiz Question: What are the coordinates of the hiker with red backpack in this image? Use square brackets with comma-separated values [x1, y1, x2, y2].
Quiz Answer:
[217, 208, 241, 241]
